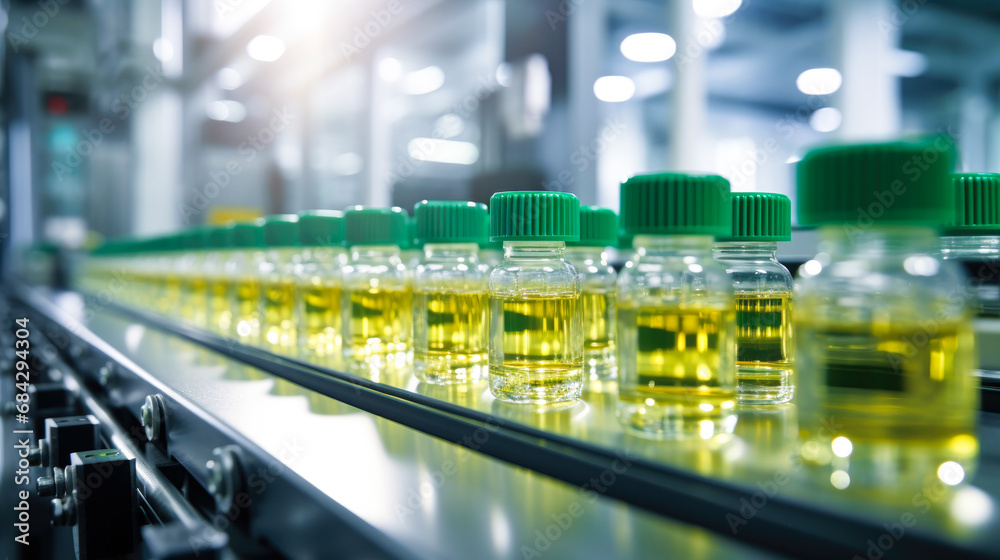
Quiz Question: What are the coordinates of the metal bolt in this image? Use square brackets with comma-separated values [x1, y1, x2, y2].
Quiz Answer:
[205, 446, 242, 513]
[98, 362, 115, 387]
[36, 467, 64, 498]
[51, 496, 76, 526]
[140, 394, 166, 441]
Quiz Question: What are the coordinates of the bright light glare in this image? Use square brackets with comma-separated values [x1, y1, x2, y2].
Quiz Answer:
[620, 33, 677, 63]
[890, 49, 928, 77]
[693, 0, 742, 18]
[593, 76, 635, 102]
[699, 420, 715, 440]
[152, 38, 174, 62]
[403, 66, 445, 95]
[802, 259, 823, 277]
[408, 138, 479, 165]
[830, 470, 851, 490]
[831, 436, 853, 457]
[903, 255, 939, 276]
[379, 58, 403, 82]
[950, 487, 994, 526]
[206, 100, 247, 123]
[796, 67, 842, 95]
[496, 62, 512, 87]
[246, 35, 285, 62]
[938, 461, 966, 486]
[810, 107, 842, 133]
[217, 67, 243, 90]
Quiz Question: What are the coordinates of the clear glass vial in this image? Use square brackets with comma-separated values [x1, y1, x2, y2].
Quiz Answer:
[225, 222, 267, 344]
[342, 206, 412, 366]
[412, 201, 490, 383]
[714, 192, 794, 404]
[489, 191, 583, 404]
[176, 227, 210, 328]
[616, 173, 737, 439]
[940, 173, 1000, 319]
[795, 140, 978, 492]
[296, 210, 347, 364]
[565, 206, 619, 381]
[203, 225, 235, 335]
[259, 215, 301, 352]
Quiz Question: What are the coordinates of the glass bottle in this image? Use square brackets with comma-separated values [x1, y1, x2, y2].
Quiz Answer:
[204, 224, 235, 335]
[940, 173, 1000, 319]
[225, 221, 267, 344]
[488, 191, 583, 404]
[259, 215, 301, 352]
[616, 173, 736, 438]
[714, 192, 794, 404]
[296, 210, 347, 365]
[412, 201, 490, 383]
[795, 140, 978, 492]
[564, 206, 619, 381]
[342, 206, 412, 367]
[176, 227, 210, 328]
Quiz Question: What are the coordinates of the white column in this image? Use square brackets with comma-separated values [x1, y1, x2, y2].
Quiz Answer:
[669, 0, 709, 170]
[832, 0, 900, 140]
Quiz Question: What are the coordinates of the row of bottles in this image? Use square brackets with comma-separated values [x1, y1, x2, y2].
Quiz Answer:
[76, 138, 994, 494]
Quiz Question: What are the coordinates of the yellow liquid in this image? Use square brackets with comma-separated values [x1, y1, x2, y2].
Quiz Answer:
[209, 278, 233, 334]
[233, 277, 261, 342]
[489, 294, 583, 403]
[796, 317, 978, 490]
[300, 281, 343, 360]
[262, 279, 297, 350]
[347, 287, 411, 361]
[735, 293, 793, 404]
[581, 289, 616, 377]
[160, 274, 181, 316]
[179, 276, 208, 328]
[617, 303, 736, 438]
[413, 290, 488, 383]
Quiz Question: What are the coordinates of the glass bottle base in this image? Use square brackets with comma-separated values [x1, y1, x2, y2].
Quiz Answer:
[415, 350, 487, 384]
[617, 391, 737, 440]
[584, 347, 617, 381]
[736, 364, 794, 404]
[489, 363, 583, 404]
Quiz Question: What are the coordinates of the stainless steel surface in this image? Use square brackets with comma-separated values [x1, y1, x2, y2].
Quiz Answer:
[39, 289, 787, 559]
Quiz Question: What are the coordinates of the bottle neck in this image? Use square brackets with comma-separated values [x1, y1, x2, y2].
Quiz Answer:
[633, 234, 714, 257]
[940, 234, 1000, 260]
[503, 240, 566, 259]
[819, 225, 940, 258]
[713, 241, 778, 260]
[423, 242, 480, 262]
[351, 244, 402, 262]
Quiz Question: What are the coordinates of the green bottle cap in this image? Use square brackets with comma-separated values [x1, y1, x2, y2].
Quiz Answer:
[207, 225, 230, 249]
[262, 214, 300, 247]
[568, 206, 618, 247]
[230, 222, 265, 248]
[299, 210, 345, 247]
[796, 138, 956, 227]
[618, 231, 634, 250]
[619, 173, 731, 237]
[947, 173, 1000, 235]
[406, 216, 417, 250]
[413, 200, 490, 245]
[181, 227, 212, 250]
[489, 191, 580, 242]
[344, 206, 408, 246]
[719, 192, 792, 242]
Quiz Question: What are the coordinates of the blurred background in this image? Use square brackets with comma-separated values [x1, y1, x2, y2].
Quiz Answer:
[1, 0, 999, 269]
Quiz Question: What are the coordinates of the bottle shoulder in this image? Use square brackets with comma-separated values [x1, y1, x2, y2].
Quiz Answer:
[489, 257, 580, 295]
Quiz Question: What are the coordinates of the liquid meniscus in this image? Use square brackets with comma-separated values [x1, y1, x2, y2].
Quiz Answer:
[414, 290, 488, 383]
[735, 293, 793, 404]
[489, 294, 583, 403]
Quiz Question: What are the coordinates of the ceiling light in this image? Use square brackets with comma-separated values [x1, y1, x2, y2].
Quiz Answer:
[408, 138, 479, 165]
[809, 107, 842, 133]
[620, 33, 677, 63]
[796, 68, 842, 95]
[693, 0, 742, 18]
[593, 76, 635, 102]
[403, 66, 445, 95]
[217, 67, 243, 90]
[247, 35, 285, 62]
